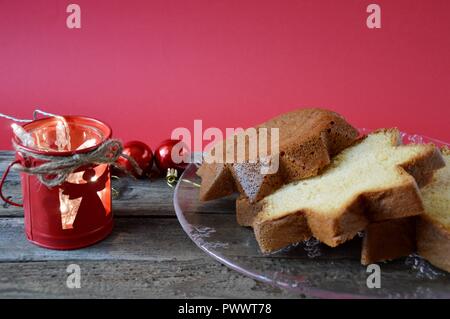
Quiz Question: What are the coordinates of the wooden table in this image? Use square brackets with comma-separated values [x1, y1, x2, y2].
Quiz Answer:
[0, 151, 301, 298]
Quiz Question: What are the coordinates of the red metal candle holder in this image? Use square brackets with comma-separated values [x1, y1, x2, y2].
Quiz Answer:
[0, 116, 113, 250]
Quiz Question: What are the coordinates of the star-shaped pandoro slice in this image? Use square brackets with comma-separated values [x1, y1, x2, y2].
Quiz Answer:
[253, 128, 445, 252]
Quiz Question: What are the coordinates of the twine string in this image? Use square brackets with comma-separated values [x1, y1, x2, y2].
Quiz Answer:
[12, 139, 143, 188]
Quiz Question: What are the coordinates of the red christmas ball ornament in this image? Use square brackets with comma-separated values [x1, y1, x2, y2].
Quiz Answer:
[117, 141, 153, 178]
[155, 139, 189, 172]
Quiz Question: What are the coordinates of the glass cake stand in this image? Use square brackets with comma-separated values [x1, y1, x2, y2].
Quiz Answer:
[173, 131, 450, 298]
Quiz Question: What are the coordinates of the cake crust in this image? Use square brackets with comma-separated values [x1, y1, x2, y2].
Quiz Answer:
[236, 196, 262, 227]
[197, 162, 237, 201]
[253, 212, 312, 253]
[417, 216, 450, 272]
[361, 217, 416, 265]
[416, 147, 450, 272]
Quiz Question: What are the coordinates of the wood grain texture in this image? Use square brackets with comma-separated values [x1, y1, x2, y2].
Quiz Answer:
[0, 151, 303, 298]
[0, 259, 300, 299]
[0, 218, 310, 298]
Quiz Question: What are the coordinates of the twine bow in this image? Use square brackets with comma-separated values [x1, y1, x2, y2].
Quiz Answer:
[12, 139, 142, 187]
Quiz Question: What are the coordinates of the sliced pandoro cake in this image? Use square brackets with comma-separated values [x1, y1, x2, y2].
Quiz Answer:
[417, 147, 450, 272]
[252, 129, 445, 253]
[198, 108, 358, 202]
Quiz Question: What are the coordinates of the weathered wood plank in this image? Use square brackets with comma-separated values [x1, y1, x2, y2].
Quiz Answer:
[0, 259, 302, 299]
[0, 216, 263, 262]
[0, 212, 366, 263]
[1, 213, 448, 298]
[0, 217, 201, 262]
[0, 216, 309, 298]
[0, 151, 235, 217]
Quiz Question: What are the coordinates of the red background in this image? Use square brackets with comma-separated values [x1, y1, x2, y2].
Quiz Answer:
[0, 0, 449, 150]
